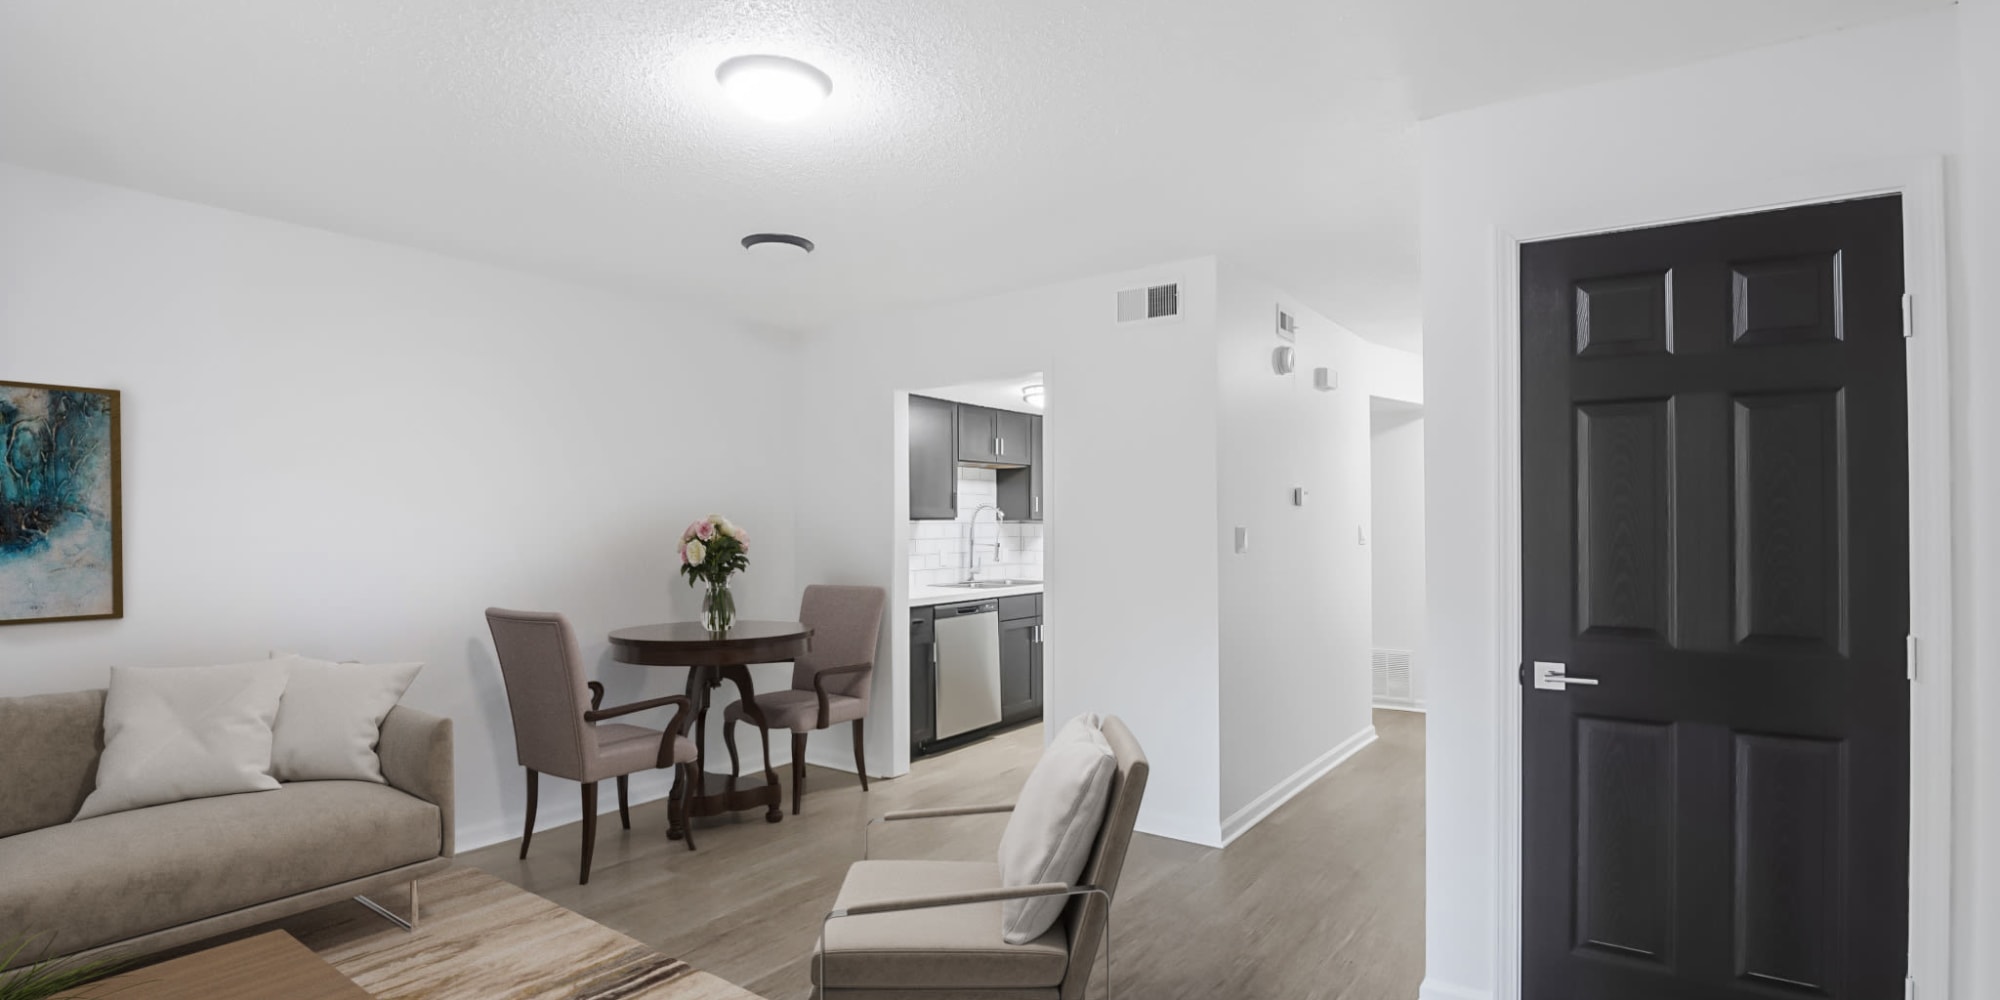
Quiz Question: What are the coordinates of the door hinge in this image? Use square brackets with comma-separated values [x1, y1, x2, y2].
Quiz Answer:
[1903, 292, 1915, 339]
[1517, 662, 1529, 686]
[1905, 974, 1916, 1000]
[1906, 635, 1918, 682]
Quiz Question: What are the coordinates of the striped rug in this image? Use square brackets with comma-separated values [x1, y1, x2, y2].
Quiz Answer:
[281, 867, 764, 1000]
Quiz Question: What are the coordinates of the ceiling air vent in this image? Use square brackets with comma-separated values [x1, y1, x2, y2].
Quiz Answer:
[1116, 282, 1180, 323]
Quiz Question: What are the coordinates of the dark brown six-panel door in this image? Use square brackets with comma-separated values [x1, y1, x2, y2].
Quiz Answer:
[1520, 197, 1909, 1000]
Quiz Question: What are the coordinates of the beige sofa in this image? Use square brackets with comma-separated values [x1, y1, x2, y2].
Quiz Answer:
[0, 688, 454, 964]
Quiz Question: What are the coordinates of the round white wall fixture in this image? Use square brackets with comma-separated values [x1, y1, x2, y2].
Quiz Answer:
[1022, 383, 1045, 408]
[1272, 345, 1296, 375]
[716, 55, 833, 123]
[741, 233, 815, 254]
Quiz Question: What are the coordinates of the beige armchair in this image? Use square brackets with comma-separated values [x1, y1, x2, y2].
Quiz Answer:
[485, 608, 699, 885]
[722, 584, 887, 814]
[814, 716, 1149, 999]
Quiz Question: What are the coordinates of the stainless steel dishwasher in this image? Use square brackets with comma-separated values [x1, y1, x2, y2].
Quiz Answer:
[933, 599, 1003, 740]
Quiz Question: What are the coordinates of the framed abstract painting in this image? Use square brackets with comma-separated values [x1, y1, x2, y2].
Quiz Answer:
[0, 380, 122, 625]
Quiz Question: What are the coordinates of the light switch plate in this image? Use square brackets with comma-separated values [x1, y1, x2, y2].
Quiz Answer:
[1234, 526, 1250, 554]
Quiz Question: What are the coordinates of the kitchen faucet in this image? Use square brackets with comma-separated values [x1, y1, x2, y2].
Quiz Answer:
[965, 504, 1004, 583]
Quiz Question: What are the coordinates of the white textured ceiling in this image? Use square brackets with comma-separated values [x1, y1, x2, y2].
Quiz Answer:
[0, 0, 1946, 351]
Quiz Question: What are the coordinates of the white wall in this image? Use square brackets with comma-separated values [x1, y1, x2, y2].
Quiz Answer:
[1213, 262, 1418, 836]
[0, 163, 802, 851]
[791, 257, 1226, 845]
[1369, 403, 1425, 707]
[1951, 2, 2000, 996]
[1417, 10, 1979, 999]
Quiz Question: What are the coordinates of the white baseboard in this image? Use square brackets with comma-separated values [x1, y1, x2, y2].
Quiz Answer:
[1418, 978, 1492, 1000]
[1219, 725, 1378, 846]
[1373, 698, 1427, 713]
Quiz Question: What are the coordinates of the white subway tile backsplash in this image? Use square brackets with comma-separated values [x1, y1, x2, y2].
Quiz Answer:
[909, 466, 1045, 588]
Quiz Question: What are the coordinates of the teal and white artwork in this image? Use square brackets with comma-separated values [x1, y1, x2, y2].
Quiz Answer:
[0, 381, 122, 624]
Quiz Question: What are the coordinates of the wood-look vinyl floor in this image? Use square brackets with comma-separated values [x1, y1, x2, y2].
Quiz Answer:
[462, 710, 1426, 1000]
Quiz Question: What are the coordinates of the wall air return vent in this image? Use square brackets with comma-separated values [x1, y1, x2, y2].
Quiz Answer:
[1116, 282, 1181, 323]
[1372, 648, 1413, 703]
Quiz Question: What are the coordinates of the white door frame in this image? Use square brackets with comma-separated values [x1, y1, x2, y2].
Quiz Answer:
[1490, 156, 1953, 1000]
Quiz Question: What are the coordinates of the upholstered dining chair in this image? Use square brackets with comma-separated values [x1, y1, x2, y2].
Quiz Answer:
[485, 607, 700, 885]
[812, 715, 1149, 999]
[721, 584, 887, 814]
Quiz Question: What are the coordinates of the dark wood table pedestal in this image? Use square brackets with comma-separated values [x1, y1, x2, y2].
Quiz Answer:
[607, 620, 813, 836]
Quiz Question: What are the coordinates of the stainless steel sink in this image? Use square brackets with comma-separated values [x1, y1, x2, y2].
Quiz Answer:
[936, 579, 1042, 589]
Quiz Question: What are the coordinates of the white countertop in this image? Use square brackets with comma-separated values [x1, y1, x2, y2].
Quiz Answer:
[908, 582, 1044, 607]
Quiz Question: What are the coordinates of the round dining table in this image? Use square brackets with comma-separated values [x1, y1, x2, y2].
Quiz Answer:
[607, 620, 813, 835]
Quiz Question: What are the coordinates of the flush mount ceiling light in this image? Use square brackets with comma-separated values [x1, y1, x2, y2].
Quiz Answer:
[741, 233, 815, 254]
[716, 54, 832, 122]
[1022, 384, 1045, 408]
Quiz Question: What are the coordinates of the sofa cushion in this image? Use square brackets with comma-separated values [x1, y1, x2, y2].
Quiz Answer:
[0, 690, 105, 838]
[75, 662, 289, 821]
[271, 658, 423, 783]
[996, 714, 1115, 944]
[816, 860, 1069, 990]
[0, 780, 441, 957]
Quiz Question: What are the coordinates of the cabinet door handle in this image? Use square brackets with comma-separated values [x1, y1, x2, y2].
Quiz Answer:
[1033, 495, 1039, 515]
[932, 645, 939, 665]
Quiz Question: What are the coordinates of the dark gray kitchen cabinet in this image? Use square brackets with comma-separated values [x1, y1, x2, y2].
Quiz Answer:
[1000, 616, 1038, 724]
[956, 405, 1030, 466]
[910, 606, 935, 752]
[909, 394, 958, 520]
[996, 414, 1043, 522]
[998, 594, 1043, 724]
[995, 409, 1032, 465]
[956, 404, 1001, 464]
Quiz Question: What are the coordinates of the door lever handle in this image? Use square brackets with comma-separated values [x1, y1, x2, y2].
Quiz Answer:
[1533, 661, 1599, 691]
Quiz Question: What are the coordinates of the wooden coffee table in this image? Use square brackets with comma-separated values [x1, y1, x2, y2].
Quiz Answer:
[79, 931, 370, 999]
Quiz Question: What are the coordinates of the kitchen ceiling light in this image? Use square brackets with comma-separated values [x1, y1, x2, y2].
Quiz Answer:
[741, 233, 815, 254]
[1022, 384, 1045, 408]
[716, 55, 832, 123]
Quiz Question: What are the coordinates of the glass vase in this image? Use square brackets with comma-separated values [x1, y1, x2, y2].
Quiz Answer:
[702, 580, 736, 634]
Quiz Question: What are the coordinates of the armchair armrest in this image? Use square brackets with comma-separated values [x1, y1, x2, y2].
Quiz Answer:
[879, 803, 1016, 822]
[378, 706, 455, 857]
[865, 802, 1015, 859]
[834, 881, 1081, 917]
[587, 680, 605, 710]
[811, 663, 873, 729]
[584, 694, 694, 769]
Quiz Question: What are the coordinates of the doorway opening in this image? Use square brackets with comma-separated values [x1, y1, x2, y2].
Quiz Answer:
[1370, 397, 1427, 715]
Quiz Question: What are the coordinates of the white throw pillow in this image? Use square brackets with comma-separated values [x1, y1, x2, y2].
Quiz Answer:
[271, 657, 423, 782]
[996, 713, 1117, 944]
[74, 661, 290, 821]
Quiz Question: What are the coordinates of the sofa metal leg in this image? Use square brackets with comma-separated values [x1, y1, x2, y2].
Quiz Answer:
[354, 879, 420, 932]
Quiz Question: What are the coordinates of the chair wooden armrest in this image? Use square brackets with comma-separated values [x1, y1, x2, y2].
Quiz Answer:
[587, 680, 605, 710]
[811, 663, 873, 729]
[583, 694, 694, 768]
